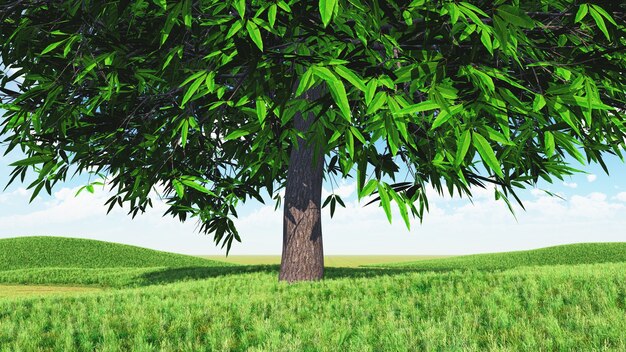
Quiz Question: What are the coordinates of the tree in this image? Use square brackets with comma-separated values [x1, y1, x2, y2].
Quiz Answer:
[1, 1, 625, 282]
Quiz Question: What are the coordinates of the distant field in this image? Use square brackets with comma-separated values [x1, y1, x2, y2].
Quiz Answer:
[199, 255, 452, 267]
[1, 237, 626, 350]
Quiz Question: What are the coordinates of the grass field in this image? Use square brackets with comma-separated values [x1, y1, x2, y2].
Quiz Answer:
[200, 255, 452, 267]
[1, 237, 625, 351]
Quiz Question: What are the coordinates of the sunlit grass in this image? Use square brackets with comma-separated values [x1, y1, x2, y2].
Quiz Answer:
[0, 285, 103, 299]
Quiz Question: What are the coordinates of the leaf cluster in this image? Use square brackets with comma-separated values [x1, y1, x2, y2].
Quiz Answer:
[1, 0, 625, 250]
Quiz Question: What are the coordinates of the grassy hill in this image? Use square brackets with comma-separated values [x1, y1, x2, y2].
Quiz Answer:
[374, 242, 626, 270]
[0, 236, 229, 270]
[0, 237, 232, 287]
[1, 239, 625, 350]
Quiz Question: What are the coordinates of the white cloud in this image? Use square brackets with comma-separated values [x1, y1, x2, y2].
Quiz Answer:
[587, 174, 597, 182]
[322, 181, 355, 200]
[2, 177, 626, 255]
[0, 187, 29, 204]
[563, 181, 578, 188]
[614, 192, 626, 202]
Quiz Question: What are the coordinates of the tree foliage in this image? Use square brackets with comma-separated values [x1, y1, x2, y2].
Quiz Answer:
[1, 0, 625, 251]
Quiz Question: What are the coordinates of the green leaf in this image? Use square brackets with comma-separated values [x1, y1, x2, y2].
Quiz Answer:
[395, 100, 439, 115]
[319, 0, 337, 27]
[328, 80, 351, 121]
[256, 99, 267, 127]
[181, 73, 206, 107]
[180, 119, 189, 148]
[311, 66, 336, 83]
[533, 94, 546, 112]
[480, 29, 493, 55]
[179, 71, 207, 88]
[312, 67, 351, 120]
[403, 10, 413, 26]
[360, 179, 378, 199]
[226, 20, 243, 39]
[431, 104, 463, 130]
[497, 5, 534, 28]
[156, 0, 167, 10]
[588, 7, 610, 40]
[40, 39, 67, 55]
[389, 189, 410, 230]
[366, 91, 387, 115]
[472, 133, 503, 177]
[365, 79, 377, 106]
[224, 129, 251, 140]
[233, 0, 245, 19]
[172, 179, 185, 198]
[467, 66, 495, 92]
[574, 4, 588, 23]
[268, 4, 277, 27]
[295, 68, 315, 97]
[346, 130, 354, 156]
[552, 101, 579, 134]
[590, 4, 617, 25]
[182, 0, 192, 28]
[447, 3, 460, 24]
[459, 2, 489, 17]
[458, 2, 487, 27]
[350, 126, 366, 144]
[180, 177, 216, 196]
[246, 21, 263, 51]
[455, 130, 472, 167]
[544, 131, 555, 156]
[333, 65, 366, 92]
[378, 183, 392, 223]
[9, 155, 53, 166]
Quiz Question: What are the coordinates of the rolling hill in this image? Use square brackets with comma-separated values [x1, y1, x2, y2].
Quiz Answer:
[0, 236, 229, 270]
[374, 242, 626, 270]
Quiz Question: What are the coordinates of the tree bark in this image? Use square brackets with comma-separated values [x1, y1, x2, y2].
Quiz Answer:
[279, 93, 324, 282]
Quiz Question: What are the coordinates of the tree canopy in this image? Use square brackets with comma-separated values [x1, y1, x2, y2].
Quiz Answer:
[1, 0, 625, 253]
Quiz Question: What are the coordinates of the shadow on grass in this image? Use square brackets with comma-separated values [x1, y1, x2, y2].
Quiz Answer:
[138, 265, 458, 286]
[139, 265, 280, 285]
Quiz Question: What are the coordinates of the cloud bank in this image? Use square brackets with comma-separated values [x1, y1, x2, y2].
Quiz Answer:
[1, 180, 625, 255]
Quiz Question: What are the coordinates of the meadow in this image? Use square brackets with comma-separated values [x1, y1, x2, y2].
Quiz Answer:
[1, 237, 625, 351]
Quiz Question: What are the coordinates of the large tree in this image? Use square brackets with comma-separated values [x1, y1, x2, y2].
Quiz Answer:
[1, 0, 625, 281]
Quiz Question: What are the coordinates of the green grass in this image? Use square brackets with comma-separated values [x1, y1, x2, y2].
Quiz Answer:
[0, 285, 103, 299]
[0, 236, 232, 288]
[199, 255, 452, 267]
[374, 242, 626, 271]
[1, 263, 625, 351]
[0, 236, 228, 270]
[1, 237, 625, 351]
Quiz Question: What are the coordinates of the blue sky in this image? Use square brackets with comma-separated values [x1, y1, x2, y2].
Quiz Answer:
[1, 140, 626, 255]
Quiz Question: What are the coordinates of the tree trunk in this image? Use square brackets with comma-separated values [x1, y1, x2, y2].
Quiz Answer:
[279, 98, 324, 282]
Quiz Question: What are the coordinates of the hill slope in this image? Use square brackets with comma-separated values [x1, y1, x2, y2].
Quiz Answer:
[375, 242, 626, 270]
[0, 236, 229, 270]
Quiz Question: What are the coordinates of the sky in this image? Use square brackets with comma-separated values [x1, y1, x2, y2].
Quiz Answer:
[1, 143, 626, 256]
[1, 66, 626, 256]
